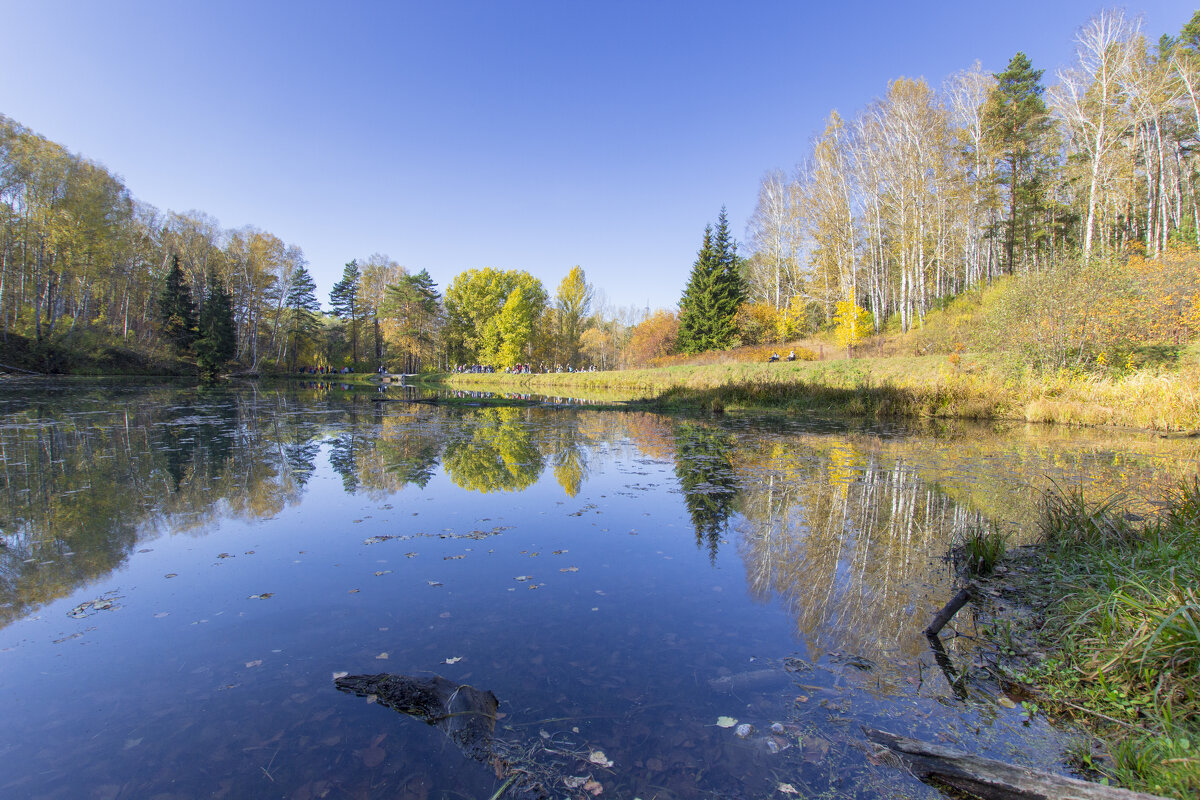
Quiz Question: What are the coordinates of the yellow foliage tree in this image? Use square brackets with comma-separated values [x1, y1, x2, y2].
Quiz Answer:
[833, 300, 871, 356]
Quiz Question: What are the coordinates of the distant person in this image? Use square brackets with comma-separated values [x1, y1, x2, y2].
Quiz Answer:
[787, 349, 796, 362]
[768, 352, 779, 363]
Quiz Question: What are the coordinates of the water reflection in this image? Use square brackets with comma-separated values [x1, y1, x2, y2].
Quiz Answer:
[1, 384, 1198, 798]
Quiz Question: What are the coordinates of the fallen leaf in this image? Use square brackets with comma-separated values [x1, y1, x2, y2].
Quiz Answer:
[716, 716, 738, 728]
[348, 589, 360, 594]
[588, 750, 613, 768]
[164, 573, 178, 578]
[583, 779, 603, 796]
[332, 671, 349, 680]
[514, 575, 532, 582]
[153, 612, 169, 618]
[444, 656, 462, 664]
[559, 566, 579, 573]
[245, 660, 263, 668]
[248, 593, 274, 600]
[427, 580, 443, 587]
[563, 776, 587, 789]
[998, 695, 1017, 709]
[778, 783, 799, 795]
[373, 570, 391, 576]
[375, 652, 389, 660]
[444, 555, 465, 560]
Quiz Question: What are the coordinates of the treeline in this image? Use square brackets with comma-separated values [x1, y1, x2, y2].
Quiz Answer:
[0, 114, 651, 374]
[737, 9, 1200, 339]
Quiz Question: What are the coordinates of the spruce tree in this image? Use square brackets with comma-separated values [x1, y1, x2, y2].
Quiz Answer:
[158, 255, 198, 354]
[196, 269, 236, 377]
[329, 259, 362, 366]
[677, 209, 745, 354]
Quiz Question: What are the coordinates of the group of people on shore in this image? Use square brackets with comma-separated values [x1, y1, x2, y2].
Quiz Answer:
[767, 350, 797, 363]
[297, 365, 354, 375]
[452, 363, 599, 374]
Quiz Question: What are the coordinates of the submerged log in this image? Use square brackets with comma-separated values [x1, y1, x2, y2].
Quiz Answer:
[864, 727, 1171, 800]
[335, 673, 499, 762]
[925, 583, 976, 636]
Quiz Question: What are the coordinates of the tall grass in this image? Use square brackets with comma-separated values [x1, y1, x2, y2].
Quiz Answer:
[438, 353, 1200, 431]
[1019, 477, 1200, 796]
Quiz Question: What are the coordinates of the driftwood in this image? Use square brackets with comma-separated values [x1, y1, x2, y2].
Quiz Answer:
[335, 673, 499, 762]
[864, 728, 1172, 800]
[925, 582, 976, 636]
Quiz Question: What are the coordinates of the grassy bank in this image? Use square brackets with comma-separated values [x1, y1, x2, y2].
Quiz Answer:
[984, 480, 1200, 797]
[435, 350, 1200, 431]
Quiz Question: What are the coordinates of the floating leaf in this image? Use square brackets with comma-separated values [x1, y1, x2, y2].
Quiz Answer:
[373, 570, 392, 576]
[332, 671, 349, 680]
[778, 783, 799, 795]
[427, 580, 443, 587]
[217, 553, 233, 559]
[559, 566, 579, 573]
[735, 723, 754, 738]
[514, 575, 532, 582]
[153, 612, 169, 618]
[444, 656, 462, 664]
[588, 750, 613, 767]
[584, 779, 603, 796]
[164, 573, 178, 578]
[563, 776, 587, 789]
[376, 652, 389, 660]
[997, 695, 1017, 709]
[444, 555, 465, 561]
[552, 549, 568, 555]
[716, 716, 738, 728]
[405, 552, 417, 558]
[348, 589, 360, 594]
[245, 660, 263, 668]
[248, 593, 274, 600]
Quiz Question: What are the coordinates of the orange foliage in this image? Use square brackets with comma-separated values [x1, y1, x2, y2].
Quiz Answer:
[624, 310, 679, 367]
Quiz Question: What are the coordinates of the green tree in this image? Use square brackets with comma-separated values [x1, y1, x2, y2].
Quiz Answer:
[195, 269, 236, 377]
[329, 259, 362, 367]
[554, 265, 593, 368]
[677, 208, 745, 354]
[444, 268, 546, 365]
[284, 264, 321, 370]
[381, 268, 442, 373]
[984, 52, 1052, 272]
[158, 255, 197, 354]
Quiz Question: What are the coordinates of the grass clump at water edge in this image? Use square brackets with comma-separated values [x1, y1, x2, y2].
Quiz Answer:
[999, 478, 1200, 797]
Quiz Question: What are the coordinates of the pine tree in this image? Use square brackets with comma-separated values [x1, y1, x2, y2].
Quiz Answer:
[195, 269, 236, 377]
[285, 265, 322, 371]
[329, 259, 362, 366]
[984, 52, 1051, 272]
[158, 255, 197, 354]
[677, 209, 745, 354]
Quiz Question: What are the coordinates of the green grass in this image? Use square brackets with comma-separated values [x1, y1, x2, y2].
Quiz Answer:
[1003, 478, 1200, 797]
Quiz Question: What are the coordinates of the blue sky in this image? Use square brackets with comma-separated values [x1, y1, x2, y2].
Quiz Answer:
[1, 1, 1195, 312]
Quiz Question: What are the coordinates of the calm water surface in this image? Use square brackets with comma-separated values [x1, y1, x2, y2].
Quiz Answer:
[0, 381, 1195, 799]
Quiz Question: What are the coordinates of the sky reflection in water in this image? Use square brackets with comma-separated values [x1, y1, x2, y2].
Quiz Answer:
[0, 383, 1195, 799]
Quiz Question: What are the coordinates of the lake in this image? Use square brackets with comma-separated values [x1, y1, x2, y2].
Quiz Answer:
[0, 381, 1195, 799]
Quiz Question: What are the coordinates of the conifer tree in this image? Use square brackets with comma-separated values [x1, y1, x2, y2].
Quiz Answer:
[158, 255, 197, 354]
[984, 52, 1051, 271]
[285, 264, 322, 371]
[677, 208, 745, 354]
[196, 269, 236, 377]
[329, 259, 362, 366]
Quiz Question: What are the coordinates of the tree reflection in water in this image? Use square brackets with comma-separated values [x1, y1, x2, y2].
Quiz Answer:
[673, 421, 739, 560]
[442, 407, 545, 492]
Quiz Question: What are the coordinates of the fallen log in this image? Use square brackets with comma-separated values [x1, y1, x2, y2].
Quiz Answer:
[864, 727, 1171, 800]
[925, 582, 976, 636]
[335, 673, 499, 762]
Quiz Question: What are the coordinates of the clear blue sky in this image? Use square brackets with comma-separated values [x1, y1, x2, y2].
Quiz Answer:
[1, 1, 1194, 313]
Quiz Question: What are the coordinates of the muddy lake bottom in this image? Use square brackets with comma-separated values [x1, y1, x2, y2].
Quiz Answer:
[1, 382, 1195, 799]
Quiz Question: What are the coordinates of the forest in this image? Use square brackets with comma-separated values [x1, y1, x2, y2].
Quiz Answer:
[1, 8, 1199, 376]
